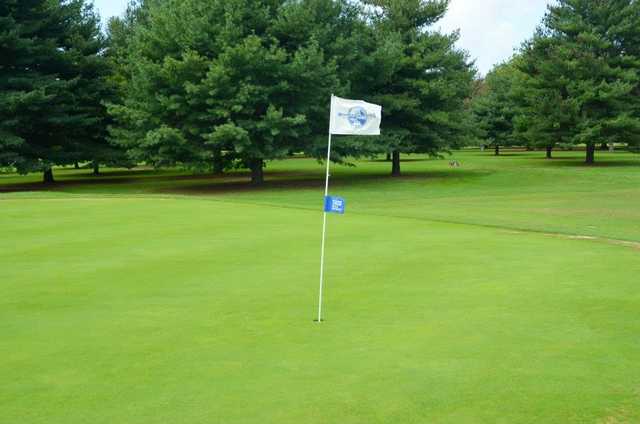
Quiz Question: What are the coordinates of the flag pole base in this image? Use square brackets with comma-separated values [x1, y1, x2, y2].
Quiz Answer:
[313, 319, 325, 323]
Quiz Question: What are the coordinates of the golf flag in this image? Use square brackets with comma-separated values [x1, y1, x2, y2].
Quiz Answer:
[324, 196, 345, 214]
[329, 95, 382, 135]
[317, 95, 382, 323]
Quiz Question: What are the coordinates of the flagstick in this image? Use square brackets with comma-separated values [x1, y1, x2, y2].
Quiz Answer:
[317, 130, 332, 323]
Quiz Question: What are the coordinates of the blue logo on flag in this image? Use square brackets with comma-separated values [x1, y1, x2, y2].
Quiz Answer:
[347, 106, 368, 129]
[337, 106, 376, 130]
[324, 196, 345, 214]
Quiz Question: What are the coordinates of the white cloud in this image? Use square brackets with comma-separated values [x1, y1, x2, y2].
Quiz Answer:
[438, 0, 552, 75]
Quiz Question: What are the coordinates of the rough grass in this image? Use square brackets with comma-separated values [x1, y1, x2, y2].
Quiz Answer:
[1, 150, 639, 423]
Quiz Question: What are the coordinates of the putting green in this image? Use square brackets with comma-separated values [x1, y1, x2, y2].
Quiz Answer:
[2, 189, 639, 423]
[0, 152, 640, 424]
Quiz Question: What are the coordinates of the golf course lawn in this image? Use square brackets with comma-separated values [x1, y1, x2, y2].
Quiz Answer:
[1, 150, 639, 423]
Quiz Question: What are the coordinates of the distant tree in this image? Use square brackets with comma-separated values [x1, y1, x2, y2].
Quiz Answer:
[510, 47, 575, 160]
[519, 0, 640, 164]
[472, 62, 523, 156]
[70, 3, 131, 176]
[0, 0, 115, 182]
[459, 78, 488, 150]
[360, 0, 475, 176]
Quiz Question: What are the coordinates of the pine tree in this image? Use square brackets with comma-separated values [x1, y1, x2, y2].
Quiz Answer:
[107, 0, 356, 184]
[0, 0, 114, 182]
[513, 38, 575, 159]
[360, 0, 475, 176]
[270, 0, 380, 163]
[471, 62, 524, 156]
[520, 0, 640, 164]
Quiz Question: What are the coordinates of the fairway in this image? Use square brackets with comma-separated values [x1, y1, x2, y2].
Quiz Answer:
[2, 151, 640, 423]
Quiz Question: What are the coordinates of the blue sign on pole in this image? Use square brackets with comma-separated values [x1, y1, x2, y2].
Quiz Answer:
[324, 196, 345, 214]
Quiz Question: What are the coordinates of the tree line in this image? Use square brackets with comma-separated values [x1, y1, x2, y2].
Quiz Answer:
[472, 0, 640, 163]
[1, 0, 639, 184]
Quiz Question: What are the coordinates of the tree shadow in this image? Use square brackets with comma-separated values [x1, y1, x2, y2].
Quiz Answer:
[538, 158, 640, 168]
[491, 153, 526, 157]
[492, 151, 639, 167]
[0, 170, 231, 193]
[157, 168, 493, 195]
[0, 167, 492, 195]
[367, 158, 438, 163]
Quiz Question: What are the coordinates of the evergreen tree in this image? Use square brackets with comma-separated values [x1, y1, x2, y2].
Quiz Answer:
[520, 0, 640, 164]
[108, 0, 358, 184]
[270, 0, 380, 163]
[471, 62, 523, 156]
[0, 0, 114, 182]
[360, 0, 475, 176]
[514, 38, 576, 159]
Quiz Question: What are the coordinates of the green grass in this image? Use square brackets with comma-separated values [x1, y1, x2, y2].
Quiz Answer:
[2, 150, 639, 423]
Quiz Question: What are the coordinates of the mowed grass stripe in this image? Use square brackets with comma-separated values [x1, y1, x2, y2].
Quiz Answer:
[3, 151, 638, 241]
[4, 190, 640, 252]
[1, 197, 639, 423]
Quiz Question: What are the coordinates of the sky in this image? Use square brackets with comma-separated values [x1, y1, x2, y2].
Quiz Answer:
[93, 0, 128, 23]
[92, 0, 552, 75]
[438, 0, 552, 74]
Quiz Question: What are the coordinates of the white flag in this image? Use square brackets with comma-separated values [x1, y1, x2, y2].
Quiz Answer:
[329, 95, 382, 135]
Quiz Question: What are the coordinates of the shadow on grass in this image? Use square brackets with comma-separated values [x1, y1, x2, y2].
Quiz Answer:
[367, 158, 439, 163]
[0, 169, 230, 193]
[156, 168, 492, 195]
[538, 159, 640, 168]
[493, 153, 528, 157]
[0, 167, 492, 195]
[482, 151, 639, 167]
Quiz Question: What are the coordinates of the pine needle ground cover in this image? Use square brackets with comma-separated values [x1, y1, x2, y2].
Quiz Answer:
[1, 151, 639, 423]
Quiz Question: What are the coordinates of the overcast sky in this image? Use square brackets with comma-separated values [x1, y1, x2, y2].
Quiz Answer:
[93, 0, 552, 75]
[438, 0, 552, 74]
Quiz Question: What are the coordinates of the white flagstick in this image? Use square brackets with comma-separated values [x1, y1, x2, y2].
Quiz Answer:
[317, 94, 381, 322]
[317, 128, 332, 323]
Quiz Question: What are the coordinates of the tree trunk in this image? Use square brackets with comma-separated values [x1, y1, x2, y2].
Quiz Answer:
[586, 143, 595, 164]
[212, 150, 224, 174]
[494, 145, 500, 156]
[74, 162, 80, 169]
[43, 167, 54, 184]
[250, 158, 264, 185]
[92, 161, 100, 175]
[391, 150, 401, 176]
[600, 142, 608, 151]
[546, 145, 553, 159]
[385, 152, 391, 161]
